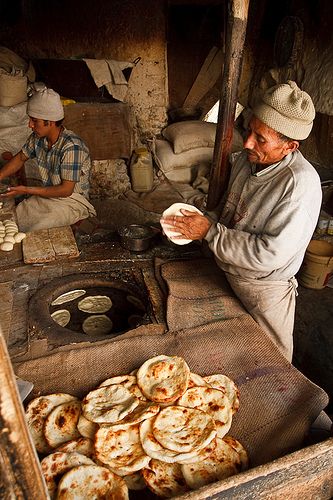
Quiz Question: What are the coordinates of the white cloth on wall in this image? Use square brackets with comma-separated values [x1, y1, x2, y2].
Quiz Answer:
[83, 58, 134, 102]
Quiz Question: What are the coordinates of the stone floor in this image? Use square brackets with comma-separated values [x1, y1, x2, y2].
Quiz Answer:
[293, 282, 333, 417]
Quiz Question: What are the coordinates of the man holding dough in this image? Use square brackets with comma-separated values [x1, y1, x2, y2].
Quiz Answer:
[0, 87, 96, 231]
[160, 81, 322, 362]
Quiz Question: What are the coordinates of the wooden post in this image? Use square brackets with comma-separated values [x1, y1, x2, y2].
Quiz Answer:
[206, 0, 250, 211]
[0, 331, 48, 498]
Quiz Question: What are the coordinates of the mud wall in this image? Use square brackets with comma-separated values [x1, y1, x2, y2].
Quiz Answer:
[0, 0, 168, 142]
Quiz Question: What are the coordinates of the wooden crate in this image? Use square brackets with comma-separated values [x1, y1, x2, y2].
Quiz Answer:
[1, 329, 333, 499]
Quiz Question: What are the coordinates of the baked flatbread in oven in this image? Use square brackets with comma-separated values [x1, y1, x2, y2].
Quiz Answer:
[51, 289, 86, 306]
[137, 355, 190, 403]
[78, 295, 112, 313]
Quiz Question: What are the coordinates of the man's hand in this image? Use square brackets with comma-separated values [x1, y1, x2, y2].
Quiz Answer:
[0, 185, 27, 198]
[160, 209, 212, 241]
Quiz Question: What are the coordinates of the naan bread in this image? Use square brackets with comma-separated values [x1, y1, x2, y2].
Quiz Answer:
[44, 400, 81, 448]
[188, 372, 210, 388]
[82, 314, 113, 336]
[142, 459, 189, 497]
[137, 355, 190, 403]
[140, 417, 206, 464]
[51, 289, 86, 306]
[25, 393, 78, 454]
[181, 437, 240, 490]
[108, 402, 160, 429]
[177, 386, 233, 438]
[95, 423, 150, 475]
[223, 436, 249, 471]
[41, 451, 95, 498]
[81, 384, 139, 424]
[78, 295, 112, 313]
[204, 374, 240, 413]
[152, 406, 216, 453]
[56, 464, 129, 499]
[77, 414, 99, 439]
[56, 437, 95, 458]
[99, 374, 147, 401]
[51, 309, 71, 327]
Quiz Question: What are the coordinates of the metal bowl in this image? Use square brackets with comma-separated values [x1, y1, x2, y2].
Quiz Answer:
[118, 224, 159, 252]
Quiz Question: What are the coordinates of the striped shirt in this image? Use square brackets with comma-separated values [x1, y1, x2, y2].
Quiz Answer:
[22, 128, 91, 198]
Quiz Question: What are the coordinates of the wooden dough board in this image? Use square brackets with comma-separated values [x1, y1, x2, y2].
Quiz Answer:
[22, 226, 79, 264]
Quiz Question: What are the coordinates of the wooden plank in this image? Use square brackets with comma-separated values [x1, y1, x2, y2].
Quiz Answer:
[183, 46, 223, 108]
[0, 331, 48, 499]
[22, 229, 55, 264]
[63, 102, 133, 160]
[22, 226, 79, 264]
[49, 226, 80, 259]
[180, 438, 333, 499]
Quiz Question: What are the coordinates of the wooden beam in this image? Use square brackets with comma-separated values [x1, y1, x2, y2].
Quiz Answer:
[0, 331, 48, 499]
[206, 0, 249, 211]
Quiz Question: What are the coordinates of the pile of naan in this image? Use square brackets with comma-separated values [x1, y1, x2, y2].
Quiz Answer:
[25, 355, 248, 498]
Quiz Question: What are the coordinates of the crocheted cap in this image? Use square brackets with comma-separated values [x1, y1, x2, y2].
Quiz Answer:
[27, 88, 64, 121]
[253, 81, 315, 140]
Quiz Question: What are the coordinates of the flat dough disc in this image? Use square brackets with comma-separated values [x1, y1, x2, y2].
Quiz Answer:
[51, 289, 86, 306]
[51, 309, 71, 327]
[78, 295, 112, 313]
[82, 315, 113, 336]
[160, 203, 203, 245]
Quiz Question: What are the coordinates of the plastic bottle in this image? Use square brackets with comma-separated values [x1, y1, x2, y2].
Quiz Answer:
[130, 147, 154, 193]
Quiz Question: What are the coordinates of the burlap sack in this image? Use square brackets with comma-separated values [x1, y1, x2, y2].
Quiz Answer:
[15, 314, 328, 469]
[161, 257, 246, 330]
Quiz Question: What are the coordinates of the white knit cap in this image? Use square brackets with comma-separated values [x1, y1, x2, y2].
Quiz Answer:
[253, 81, 315, 140]
[27, 88, 64, 121]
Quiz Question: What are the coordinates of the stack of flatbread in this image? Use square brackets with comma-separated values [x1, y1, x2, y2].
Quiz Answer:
[25, 355, 248, 498]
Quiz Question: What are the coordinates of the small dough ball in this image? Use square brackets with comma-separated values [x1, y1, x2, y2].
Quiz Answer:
[14, 232, 26, 243]
[1, 242, 14, 251]
[4, 235, 15, 244]
[0, 237, 4, 244]
[5, 229, 17, 236]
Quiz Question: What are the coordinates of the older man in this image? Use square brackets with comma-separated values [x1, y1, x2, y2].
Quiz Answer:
[161, 81, 322, 361]
[0, 87, 96, 232]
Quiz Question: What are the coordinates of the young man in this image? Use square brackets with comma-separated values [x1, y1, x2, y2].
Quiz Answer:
[0, 87, 96, 231]
[161, 81, 322, 362]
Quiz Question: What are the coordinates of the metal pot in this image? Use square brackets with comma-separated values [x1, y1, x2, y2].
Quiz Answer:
[118, 224, 160, 252]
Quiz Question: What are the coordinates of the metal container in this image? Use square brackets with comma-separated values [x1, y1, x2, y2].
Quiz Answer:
[118, 224, 159, 252]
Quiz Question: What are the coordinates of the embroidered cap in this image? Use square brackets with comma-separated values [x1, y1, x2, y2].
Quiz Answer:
[27, 88, 64, 121]
[253, 80, 315, 140]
